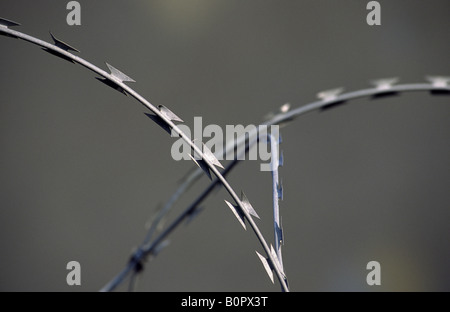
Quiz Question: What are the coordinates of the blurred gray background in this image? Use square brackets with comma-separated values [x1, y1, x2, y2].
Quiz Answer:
[0, 0, 449, 291]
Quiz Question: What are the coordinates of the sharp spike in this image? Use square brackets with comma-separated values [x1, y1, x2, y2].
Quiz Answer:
[49, 32, 80, 52]
[270, 245, 277, 260]
[255, 251, 274, 284]
[371, 77, 399, 90]
[106, 62, 135, 83]
[189, 154, 212, 180]
[279, 150, 284, 167]
[277, 180, 283, 200]
[225, 200, 246, 230]
[0, 17, 21, 28]
[317, 87, 344, 101]
[0, 18, 20, 38]
[189, 139, 223, 171]
[275, 223, 284, 246]
[158, 105, 183, 123]
[41, 32, 79, 63]
[201, 143, 224, 169]
[426, 76, 450, 88]
[370, 77, 400, 99]
[144, 113, 172, 134]
[280, 217, 285, 245]
[240, 191, 260, 219]
[270, 244, 284, 274]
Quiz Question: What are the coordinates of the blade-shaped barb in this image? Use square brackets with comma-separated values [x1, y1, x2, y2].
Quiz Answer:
[240, 191, 260, 219]
[158, 105, 184, 123]
[41, 32, 79, 63]
[276, 180, 283, 200]
[255, 251, 274, 284]
[106, 62, 135, 83]
[317, 87, 344, 101]
[270, 245, 285, 275]
[49, 32, 80, 52]
[0, 17, 21, 28]
[224, 200, 246, 230]
[371, 77, 399, 90]
[10, 19, 445, 293]
[426, 76, 450, 88]
[201, 143, 224, 169]
[189, 154, 212, 180]
[279, 150, 284, 167]
[275, 223, 284, 246]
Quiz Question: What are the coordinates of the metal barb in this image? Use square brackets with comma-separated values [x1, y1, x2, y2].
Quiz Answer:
[224, 200, 246, 230]
[276, 181, 283, 200]
[255, 251, 274, 284]
[49, 32, 80, 52]
[317, 87, 344, 101]
[426, 76, 450, 88]
[371, 77, 399, 90]
[279, 150, 284, 167]
[189, 154, 212, 180]
[270, 245, 285, 276]
[158, 105, 184, 123]
[240, 191, 260, 219]
[106, 62, 135, 83]
[201, 143, 224, 169]
[0, 17, 21, 28]
[275, 223, 284, 246]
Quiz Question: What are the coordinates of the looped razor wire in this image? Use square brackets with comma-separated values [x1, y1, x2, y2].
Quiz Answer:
[131, 77, 449, 290]
[0, 19, 289, 292]
[2, 17, 449, 292]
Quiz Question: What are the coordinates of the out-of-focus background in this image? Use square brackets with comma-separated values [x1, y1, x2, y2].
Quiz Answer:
[0, 0, 449, 291]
